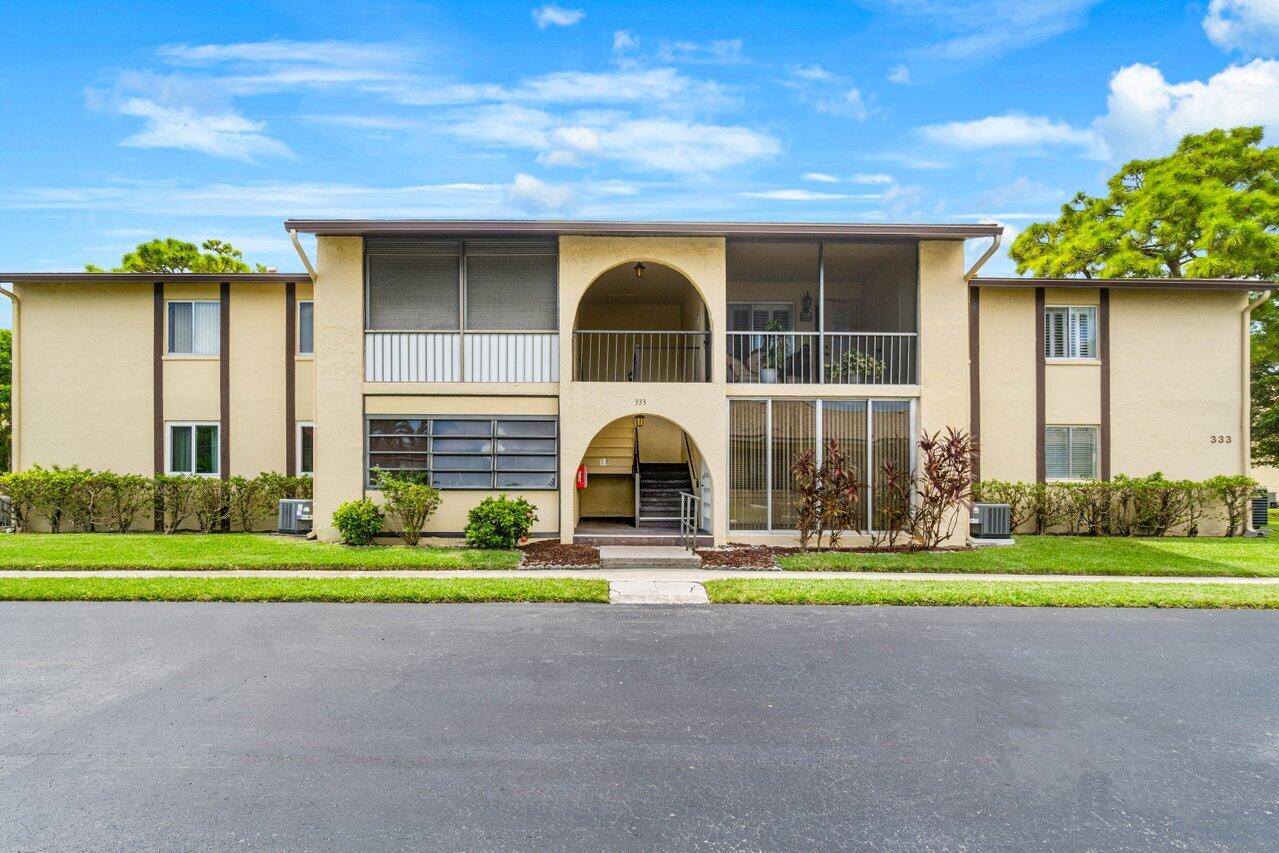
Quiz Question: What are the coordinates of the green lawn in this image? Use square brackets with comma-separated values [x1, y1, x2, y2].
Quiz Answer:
[0, 575, 607, 603]
[779, 534, 1279, 578]
[704, 578, 1279, 609]
[0, 533, 521, 570]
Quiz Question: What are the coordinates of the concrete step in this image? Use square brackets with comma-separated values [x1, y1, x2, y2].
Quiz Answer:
[599, 545, 703, 570]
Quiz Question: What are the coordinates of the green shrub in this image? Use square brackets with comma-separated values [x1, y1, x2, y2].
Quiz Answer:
[333, 498, 383, 545]
[376, 472, 442, 547]
[1206, 474, 1259, 537]
[465, 494, 538, 549]
[228, 474, 276, 532]
[154, 475, 199, 534]
[96, 473, 153, 533]
[0, 469, 43, 531]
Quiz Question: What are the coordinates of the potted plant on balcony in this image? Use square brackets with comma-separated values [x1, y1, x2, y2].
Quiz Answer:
[824, 349, 886, 382]
[758, 319, 787, 383]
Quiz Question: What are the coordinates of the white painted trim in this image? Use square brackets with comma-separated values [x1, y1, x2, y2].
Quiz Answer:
[165, 421, 221, 476]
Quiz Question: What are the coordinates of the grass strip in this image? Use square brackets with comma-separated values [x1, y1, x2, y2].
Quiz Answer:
[0, 576, 608, 604]
[779, 534, 1279, 578]
[0, 533, 521, 570]
[704, 578, 1279, 609]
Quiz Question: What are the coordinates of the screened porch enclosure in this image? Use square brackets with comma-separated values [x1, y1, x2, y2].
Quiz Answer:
[726, 241, 919, 385]
[728, 398, 914, 533]
[363, 238, 560, 383]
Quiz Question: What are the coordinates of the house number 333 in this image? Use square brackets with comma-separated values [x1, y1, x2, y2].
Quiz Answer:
[1210, 435, 1233, 444]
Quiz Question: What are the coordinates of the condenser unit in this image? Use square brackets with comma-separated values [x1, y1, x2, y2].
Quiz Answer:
[1251, 496, 1269, 531]
[970, 503, 1013, 544]
[278, 499, 314, 535]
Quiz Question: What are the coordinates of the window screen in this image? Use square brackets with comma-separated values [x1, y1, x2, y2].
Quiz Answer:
[169, 423, 220, 475]
[1045, 306, 1096, 359]
[298, 301, 314, 355]
[367, 417, 557, 489]
[465, 247, 557, 330]
[168, 301, 220, 355]
[1045, 426, 1097, 479]
[366, 250, 460, 331]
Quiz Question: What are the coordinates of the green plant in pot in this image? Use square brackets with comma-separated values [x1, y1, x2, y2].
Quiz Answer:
[825, 349, 886, 382]
[758, 319, 788, 383]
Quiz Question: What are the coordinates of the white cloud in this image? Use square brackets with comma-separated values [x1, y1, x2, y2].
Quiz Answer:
[117, 99, 293, 162]
[738, 189, 878, 201]
[531, 4, 584, 29]
[1096, 59, 1279, 161]
[155, 40, 414, 94]
[504, 173, 576, 211]
[851, 172, 895, 184]
[976, 176, 1063, 206]
[888, 64, 912, 84]
[784, 65, 874, 119]
[612, 30, 640, 55]
[816, 87, 871, 119]
[1204, 0, 1279, 55]
[786, 64, 840, 84]
[919, 113, 1103, 156]
[891, 0, 1102, 61]
[301, 114, 417, 129]
[656, 39, 745, 65]
[802, 172, 840, 183]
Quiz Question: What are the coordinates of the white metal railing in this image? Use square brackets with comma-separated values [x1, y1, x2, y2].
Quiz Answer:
[574, 331, 711, 383]
[679, 492, 703, 552]
[365, 331, 559, 383]
[726, 331, 917, 385]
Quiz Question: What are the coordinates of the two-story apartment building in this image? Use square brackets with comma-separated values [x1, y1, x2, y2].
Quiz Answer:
[2, 220, 1265, 544]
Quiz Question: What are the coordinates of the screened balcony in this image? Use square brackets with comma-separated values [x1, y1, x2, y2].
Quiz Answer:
[726, 241, 918, 385]
[572, 261, 711, 383]
[364, 238, 559, 383]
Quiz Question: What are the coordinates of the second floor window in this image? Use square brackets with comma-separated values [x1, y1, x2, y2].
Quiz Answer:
[168, 300, 220, 355]
[298, 300, 314, 355]
[1044, 306, 1097, 359]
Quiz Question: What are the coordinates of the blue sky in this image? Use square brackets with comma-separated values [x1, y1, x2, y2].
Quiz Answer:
[2, 0, 1278, 328]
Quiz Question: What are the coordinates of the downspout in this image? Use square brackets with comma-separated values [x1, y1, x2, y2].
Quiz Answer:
[0, 284, 18, 472]
[290, 229, 317, 283]
[963, 232, 1001, 281]
[1243, 290, 1271, 497]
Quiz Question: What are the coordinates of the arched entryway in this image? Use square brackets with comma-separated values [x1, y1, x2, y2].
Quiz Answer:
[572, 261, 712, 383]
[572, 413, 712, 545]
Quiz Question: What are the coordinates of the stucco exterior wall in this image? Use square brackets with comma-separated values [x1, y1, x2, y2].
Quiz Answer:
[312, 236, 366, 541]
[14, 283, 153, 474]
[976, 287, 1036, 482]
[229, 284, 286, 476]
[557, 236, 729, 544]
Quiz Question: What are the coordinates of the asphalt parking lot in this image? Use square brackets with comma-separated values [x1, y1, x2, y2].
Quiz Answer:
[1, 602, 1275, 850]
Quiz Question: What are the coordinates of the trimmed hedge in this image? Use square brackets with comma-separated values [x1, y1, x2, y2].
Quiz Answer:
[973, 473, 1258, 537]
[0, 465, 312, 533]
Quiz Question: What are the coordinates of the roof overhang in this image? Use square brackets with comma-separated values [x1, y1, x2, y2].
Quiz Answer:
[0, 273, 309, 285]
[283, 219, 1003, 240]
[971, 276, 1273, 292]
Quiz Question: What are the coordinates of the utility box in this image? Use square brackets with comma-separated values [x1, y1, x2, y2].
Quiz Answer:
[278, 499, 314, 535]
[1251, 496, 1269, 531]
[970, 503, 1013, 545]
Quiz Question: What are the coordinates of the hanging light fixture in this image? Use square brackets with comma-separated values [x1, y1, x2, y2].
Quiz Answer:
[634, 414, 646, 429]
[633, 262, 646, 279]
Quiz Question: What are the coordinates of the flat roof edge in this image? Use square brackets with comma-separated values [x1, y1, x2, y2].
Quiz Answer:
[971, 276, 1273, 292]
[0, 273, 310, 284]
[283, 219, 1003, 239]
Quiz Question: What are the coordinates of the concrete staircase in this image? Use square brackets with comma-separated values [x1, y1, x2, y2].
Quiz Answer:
[638, 462, 692, 522]
[599, 546, 703, 570]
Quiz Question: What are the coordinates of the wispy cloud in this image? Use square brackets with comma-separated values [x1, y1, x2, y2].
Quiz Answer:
[656, 39, 746, 65]
[918, 113, 1103, 157]
[531, 4, 585, 29]
[504, 173, 576, 211]
[1203, 0, 1279, 55]
[802, 172, 840, 183]
[738, 189, 880, 201]
[890, 0, 1103, 61]
[117, 99, 293, 162]
[783, 64, 875, 119]
[887, 64, 912, 84]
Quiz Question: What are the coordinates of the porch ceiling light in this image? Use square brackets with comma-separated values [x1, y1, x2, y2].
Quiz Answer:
[633, 262, 646, 279]
[634, 414, 646, 429]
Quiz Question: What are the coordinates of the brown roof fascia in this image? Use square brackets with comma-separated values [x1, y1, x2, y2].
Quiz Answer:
[0, 273, 308, 284]
[971, 276, 1272, 292]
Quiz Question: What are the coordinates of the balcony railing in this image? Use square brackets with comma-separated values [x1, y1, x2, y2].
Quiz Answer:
[573, 331, 711, 382]
[726, 331, 917, 385]
[365, 331, 559, 383]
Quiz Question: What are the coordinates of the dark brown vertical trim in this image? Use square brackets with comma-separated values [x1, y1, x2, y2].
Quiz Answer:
[219, 282, 231, 530]
[285, 281, 297, 476]
[1035, 287, 1046, 482]
[1099, 288, 1111, 481]
[968, 286, 981, 482]
[153, 282, 164, 531]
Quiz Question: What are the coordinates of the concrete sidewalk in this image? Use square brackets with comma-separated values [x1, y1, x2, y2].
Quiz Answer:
[1, 567, 1277, 584]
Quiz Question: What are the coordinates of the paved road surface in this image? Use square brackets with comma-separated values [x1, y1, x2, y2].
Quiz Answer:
[1, 603, 1275, 850]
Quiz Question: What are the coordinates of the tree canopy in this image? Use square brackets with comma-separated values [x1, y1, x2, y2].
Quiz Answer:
[1010, 126, 1279, 280]
[85, 238, 267, 274]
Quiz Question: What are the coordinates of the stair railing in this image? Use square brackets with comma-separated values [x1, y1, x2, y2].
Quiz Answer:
[678, 492, 702, 552]
[633, 423, 642, 528]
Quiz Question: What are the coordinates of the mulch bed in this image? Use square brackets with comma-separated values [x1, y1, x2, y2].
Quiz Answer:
[519, 540, 601, 567]
[695, 545, 779, 569]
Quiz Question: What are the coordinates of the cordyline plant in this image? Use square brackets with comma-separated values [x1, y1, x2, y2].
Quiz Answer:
[871, 427, 977, 550]
[790, 438, 866, 551]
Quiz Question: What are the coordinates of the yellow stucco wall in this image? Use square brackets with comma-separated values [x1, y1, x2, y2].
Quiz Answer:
[975, 287, 1036, 482]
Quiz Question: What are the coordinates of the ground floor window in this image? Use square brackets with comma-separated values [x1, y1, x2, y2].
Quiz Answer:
[728, 398, 914, 533]
[167, 422, 220, 475]
[1045, 425, 1097, 480]
[298, 422, 314, 475]
[366, 417, 558, 489]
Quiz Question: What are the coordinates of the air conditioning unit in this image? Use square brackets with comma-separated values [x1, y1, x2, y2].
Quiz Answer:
[1251, 496, 1269, 531]
[278, 499, 314, 535]
[970, 503, 1013, 544]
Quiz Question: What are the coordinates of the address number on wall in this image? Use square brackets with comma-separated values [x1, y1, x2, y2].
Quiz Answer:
[1209, 435, 1233, 444]
[634, 398, 647, 407]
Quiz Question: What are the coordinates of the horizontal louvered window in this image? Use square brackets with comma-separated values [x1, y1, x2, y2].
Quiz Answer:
[1044, 306, 1097, 359]
[465, 253, 557, 330]
[1045, 426, 1097, 480]
[367, 416, 557, 489]
[366, 253, 459, 331]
